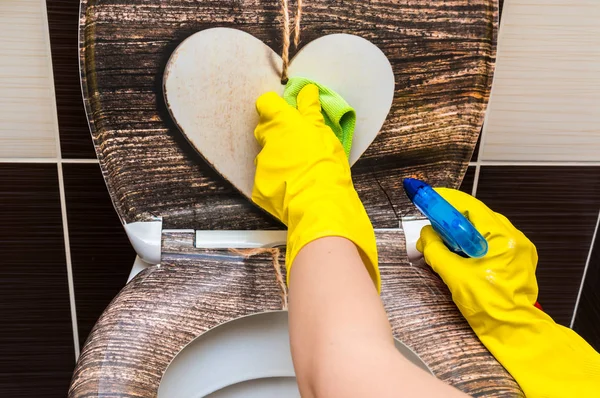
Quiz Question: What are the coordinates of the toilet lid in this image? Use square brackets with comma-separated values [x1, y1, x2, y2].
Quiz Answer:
[79, 0, 497, 230]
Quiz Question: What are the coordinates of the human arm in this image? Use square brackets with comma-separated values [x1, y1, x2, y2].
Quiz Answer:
[417, 188, 600, 398]
[252, 84, 466, 397]
[289, 236, 468, 398]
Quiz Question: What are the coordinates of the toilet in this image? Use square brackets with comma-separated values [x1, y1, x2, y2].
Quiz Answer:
[70, 0, 522, 397]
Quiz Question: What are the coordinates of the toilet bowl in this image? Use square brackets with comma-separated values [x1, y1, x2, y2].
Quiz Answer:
[157, 311, 430, 397]
[70, 0, 523, 397]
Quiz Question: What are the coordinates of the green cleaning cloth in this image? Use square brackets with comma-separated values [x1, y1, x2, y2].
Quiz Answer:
[283, 77, 355, 159]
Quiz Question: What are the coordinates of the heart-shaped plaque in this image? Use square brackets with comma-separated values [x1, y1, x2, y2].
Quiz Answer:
[164, 27, 394, 199]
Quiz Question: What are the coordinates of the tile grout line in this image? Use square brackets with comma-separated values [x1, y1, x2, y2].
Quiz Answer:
[0, 158, 99, 163]
[476, 161, 600, 167]
[471, 0, 508, 198]
[2, 158, 600, 166]
[57, 163, 81, 359]
[61, 158, 99, 164]
[42, 0, 81, 360]
[570, 209, 600, 329]
[471, 162, 482, 197]
[471, 135, 486, 197]
[473, 76, 499, 197]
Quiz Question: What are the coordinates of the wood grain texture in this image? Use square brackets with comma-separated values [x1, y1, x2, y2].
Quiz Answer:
[70, 231, 522, 397]
[79, 0, 498, 229]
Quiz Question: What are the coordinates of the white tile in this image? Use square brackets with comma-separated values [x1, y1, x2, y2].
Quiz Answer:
[0, 0, 58, 158]
[482, 0, 600, 162]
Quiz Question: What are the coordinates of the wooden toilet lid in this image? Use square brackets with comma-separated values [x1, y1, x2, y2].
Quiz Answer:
[79, 0, 497, 230]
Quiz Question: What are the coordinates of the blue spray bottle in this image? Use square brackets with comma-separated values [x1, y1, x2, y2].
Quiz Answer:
[403, 178, 488, 258]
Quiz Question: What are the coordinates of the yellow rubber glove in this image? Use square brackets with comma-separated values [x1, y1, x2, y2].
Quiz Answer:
[252, 84, 380, 292]
[417, 188, 600, 397]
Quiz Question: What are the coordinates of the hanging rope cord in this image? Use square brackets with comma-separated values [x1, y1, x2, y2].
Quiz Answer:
[280, 0, 303, 83]
[228, 1, 306, 310]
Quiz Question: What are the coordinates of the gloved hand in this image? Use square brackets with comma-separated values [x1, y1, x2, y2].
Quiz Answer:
[417, 188, 600, 397]
[252, 84, 380, 292]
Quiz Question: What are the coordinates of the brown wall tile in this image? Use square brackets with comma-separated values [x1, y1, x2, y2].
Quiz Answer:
[459, 166, 476, 194]
[47, 0, 96, 158]
[573, 227, 600, 351]
[0, 164, 75, 396]
[471, 131, 481, 162]
[476, 166, 600, 326]
[63, 164, 136, 347]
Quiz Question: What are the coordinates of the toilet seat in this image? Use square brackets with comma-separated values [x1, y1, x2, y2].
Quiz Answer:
[71, 0, 522, 396]
[70, 231, 522, 397]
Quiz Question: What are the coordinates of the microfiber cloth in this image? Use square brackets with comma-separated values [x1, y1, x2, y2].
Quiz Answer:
[283, 77, 355, 159]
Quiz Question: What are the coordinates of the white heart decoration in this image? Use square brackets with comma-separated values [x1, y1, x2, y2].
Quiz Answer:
[164, 27, 395, 199]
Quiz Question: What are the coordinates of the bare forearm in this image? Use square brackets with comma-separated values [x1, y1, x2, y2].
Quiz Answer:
[288, 237, 466, 398]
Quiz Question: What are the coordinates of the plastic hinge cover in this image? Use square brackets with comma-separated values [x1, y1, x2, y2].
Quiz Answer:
[402, 218, 430, 263]
[123, 220, 162, 264]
